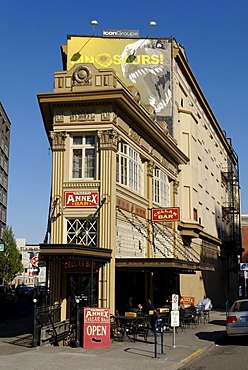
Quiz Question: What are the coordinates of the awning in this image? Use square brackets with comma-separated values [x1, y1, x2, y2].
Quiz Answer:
[115, 257, 214, 272]
[39, 243, 112, 263]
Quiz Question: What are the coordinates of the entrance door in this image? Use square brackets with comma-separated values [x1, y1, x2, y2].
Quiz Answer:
[67, 273, 98, 319]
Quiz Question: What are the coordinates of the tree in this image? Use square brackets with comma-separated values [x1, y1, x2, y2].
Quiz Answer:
[0, 226, 23, 283]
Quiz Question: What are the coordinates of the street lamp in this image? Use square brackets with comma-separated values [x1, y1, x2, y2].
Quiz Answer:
[31, 298, 37, 347]
[90, 20, 98, 35]
[148, 21, 157, 27]
[74, 297, 80, 347]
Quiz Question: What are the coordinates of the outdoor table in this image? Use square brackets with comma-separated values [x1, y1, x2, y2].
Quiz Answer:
[113, 315, 149, 342]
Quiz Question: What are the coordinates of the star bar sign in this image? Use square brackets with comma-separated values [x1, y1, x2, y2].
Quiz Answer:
[30, 255, 39, 267]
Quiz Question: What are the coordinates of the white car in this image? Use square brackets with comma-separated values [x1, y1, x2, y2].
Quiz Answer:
[226, 299, 248, 336]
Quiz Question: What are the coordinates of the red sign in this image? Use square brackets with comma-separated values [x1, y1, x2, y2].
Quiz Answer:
[64, 190, 99, 208]
[180, 296, 195, 307]
[83, 308, 110, 348]
[152, 207, 180, 222]
[30, 255, 39, 267]
[61, 259, 99, 273]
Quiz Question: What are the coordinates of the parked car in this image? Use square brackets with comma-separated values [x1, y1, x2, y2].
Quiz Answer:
[15, 284, 34, 301]
[0, 285, 15, 309]
[226, 299, 248, 336]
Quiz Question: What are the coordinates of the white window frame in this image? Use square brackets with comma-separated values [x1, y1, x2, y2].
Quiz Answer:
[153, 168, 170, 207]
[116, 142, 143, 193]
[71, 134, 96, 179]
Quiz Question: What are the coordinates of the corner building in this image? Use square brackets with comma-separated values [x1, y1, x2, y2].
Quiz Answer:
[38, 35, 240, 319]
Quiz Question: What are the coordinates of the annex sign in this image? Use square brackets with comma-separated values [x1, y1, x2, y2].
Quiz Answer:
[152, 207, 180, 222]
[64, 191, 99, 208]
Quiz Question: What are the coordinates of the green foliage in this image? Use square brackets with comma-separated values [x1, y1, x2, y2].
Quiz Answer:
[0, 226, 23, 283]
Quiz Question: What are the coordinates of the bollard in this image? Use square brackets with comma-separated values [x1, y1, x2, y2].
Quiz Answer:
[154, 317, 158, 358]
[74, 298, 80, 347]
[31, 298, 37, 347]
[160, 319, 164, 355]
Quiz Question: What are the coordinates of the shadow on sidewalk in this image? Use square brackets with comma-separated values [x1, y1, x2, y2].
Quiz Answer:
[124, 347, 155, 359]
[195, 330, 226, 343]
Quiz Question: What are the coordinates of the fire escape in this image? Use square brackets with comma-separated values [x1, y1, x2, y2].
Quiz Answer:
[221, 144, 242, 273]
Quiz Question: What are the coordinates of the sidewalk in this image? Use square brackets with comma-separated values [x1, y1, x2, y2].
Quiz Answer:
[0, 310, 227, 370]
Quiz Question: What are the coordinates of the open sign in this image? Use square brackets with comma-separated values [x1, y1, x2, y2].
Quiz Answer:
[83, 308, 110, 348]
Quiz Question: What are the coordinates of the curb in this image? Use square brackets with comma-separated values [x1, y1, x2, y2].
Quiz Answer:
[169, 331, 227, 369]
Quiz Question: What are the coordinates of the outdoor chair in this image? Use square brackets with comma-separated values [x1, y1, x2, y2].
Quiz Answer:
[110, 315, 125, 342]
[180, 306, 197, 330]
[132, 316, 150, 342]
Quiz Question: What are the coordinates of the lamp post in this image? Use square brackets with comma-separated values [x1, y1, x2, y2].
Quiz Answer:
[31, 298, 37, 347]
[75, 297, 80, 347]
[90, 20, 98, 35]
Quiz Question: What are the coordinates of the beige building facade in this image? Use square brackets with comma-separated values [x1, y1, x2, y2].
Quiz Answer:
[37, 35, 240, 319]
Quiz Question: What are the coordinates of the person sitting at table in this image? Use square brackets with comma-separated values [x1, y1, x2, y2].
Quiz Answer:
[137, 303, 144, 316]
[144, 299, 156, 314]
[144, 299, 156, 330]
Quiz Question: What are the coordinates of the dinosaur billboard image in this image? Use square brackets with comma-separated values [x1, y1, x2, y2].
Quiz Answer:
[66, 36, 172, 120]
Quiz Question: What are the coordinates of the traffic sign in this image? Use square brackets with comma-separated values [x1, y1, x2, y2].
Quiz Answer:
[38, 261, 46, 267]
[171, 310, 180, 327]
[240, 263, 248, 271]
[30, 255, 39, 267]
[172, 294, 179, 310]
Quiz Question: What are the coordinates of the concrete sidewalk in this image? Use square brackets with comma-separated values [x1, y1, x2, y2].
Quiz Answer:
[0, 310, 227, 370]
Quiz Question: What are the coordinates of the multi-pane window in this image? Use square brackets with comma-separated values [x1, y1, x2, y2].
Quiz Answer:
[116, 142, 142, 193]
[153, 168, 169, 206]
[72, 135, 96, 179]
[67, 218, 98, 247]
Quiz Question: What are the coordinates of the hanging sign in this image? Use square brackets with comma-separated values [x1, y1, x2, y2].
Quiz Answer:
[152, 207, 180, 222]
[64, 191, 99, 208]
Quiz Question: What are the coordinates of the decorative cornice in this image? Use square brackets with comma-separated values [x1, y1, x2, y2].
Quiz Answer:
[63, 181, 100, 189]
[97, 129, 119, 151]
[173, 180, 179, 194]
[50, 131, 67, 151]
[147, 161, 154, 177]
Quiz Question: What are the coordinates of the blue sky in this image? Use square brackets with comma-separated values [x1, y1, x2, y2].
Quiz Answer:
[1, 0, 247, 244]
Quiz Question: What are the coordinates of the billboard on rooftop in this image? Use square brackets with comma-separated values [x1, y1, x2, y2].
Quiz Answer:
[67, 36, 172, 120]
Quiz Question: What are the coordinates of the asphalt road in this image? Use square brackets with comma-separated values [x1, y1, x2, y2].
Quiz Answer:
[180, 333, 248, 370]
[0, 299, 34, 355]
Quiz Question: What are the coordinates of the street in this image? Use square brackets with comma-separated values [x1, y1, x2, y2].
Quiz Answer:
[0, 300, 33, 355]
[180, 334, 248, 370]
[1, 306, 247, 370]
